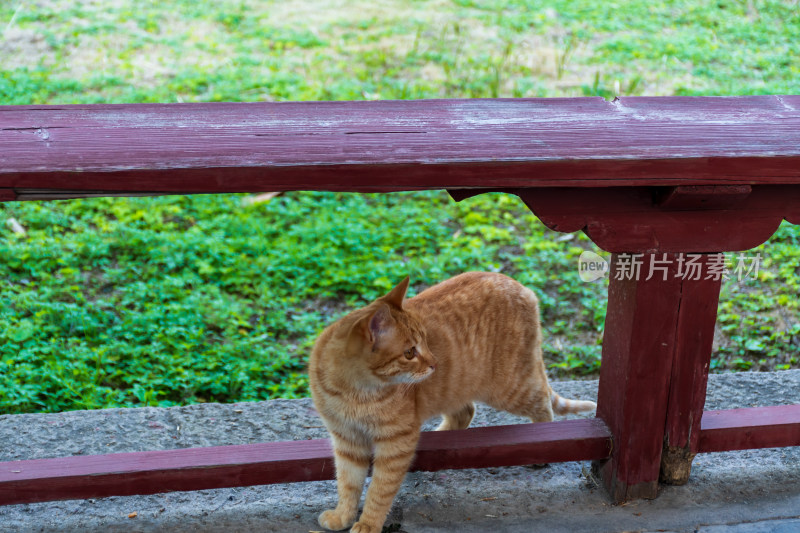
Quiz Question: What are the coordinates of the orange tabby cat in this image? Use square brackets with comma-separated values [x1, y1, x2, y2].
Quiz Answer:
[309, 272, 596, 533]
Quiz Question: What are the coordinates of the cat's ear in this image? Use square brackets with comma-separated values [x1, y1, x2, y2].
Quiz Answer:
[382, 276, 410, 309]
[360, 304, 393, 346]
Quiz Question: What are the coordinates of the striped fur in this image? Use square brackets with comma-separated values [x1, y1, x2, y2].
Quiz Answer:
[309, 272, 596, 532]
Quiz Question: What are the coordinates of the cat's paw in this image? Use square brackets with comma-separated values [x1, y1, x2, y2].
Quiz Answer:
[319, 509, 355, 531]
[349, 521, 377, 533]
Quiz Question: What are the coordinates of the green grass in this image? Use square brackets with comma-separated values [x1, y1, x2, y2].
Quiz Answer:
[1, 0, 799, 414]
[2, 0, 800, 104]
[0, 192, 608, 413]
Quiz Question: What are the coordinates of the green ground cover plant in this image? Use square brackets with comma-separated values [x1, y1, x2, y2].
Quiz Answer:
[1, 0, 798, 414]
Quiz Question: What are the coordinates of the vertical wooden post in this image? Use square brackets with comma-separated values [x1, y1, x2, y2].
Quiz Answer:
[660, 255, 722, 484]
[594, 253, 724, 500]
[593, 253, 683, 502]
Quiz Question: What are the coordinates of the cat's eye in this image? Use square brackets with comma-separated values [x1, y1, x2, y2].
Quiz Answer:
[403, 348, 416, 360]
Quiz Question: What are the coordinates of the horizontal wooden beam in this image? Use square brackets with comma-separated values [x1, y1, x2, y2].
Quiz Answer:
[2, 97, 800, 195]
[2, 405, 798, 507]
[516, 185, 800, 252]
[699, 404, 800, 453]
[0, 418, 611, 506]
[413, 417, 612, 471]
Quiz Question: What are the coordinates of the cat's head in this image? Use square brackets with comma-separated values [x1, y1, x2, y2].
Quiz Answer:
[344, 277, 437, 388]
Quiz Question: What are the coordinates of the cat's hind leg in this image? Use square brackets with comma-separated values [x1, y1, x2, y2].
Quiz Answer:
[490, 379, 554, 424]
[435, 402, 476, 431]
[523, 389, 555, 424]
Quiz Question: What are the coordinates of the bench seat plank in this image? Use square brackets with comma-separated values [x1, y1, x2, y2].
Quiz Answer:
[2, 96, 800, 198]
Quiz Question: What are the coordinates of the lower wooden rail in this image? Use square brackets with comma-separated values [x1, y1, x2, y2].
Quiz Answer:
[2, 405, 799, 507]
[0, 418, 612, 506]
[699, 405, 800, 453]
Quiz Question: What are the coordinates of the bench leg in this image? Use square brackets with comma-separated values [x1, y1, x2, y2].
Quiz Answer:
[593, 253, 683, 501]
[593, 253, 723, 501]
[660, 258, 721, 484]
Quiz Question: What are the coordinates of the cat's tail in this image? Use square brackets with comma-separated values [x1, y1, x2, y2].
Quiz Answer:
[550, 390, 597, 415]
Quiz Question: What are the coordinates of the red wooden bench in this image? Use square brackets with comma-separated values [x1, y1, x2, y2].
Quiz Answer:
[1, 96, 799, 505]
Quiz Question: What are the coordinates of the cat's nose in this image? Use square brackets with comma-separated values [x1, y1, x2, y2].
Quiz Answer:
[429, 364, 436, 371]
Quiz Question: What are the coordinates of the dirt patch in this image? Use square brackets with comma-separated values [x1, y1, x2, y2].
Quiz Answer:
[1, 27, 51, 69]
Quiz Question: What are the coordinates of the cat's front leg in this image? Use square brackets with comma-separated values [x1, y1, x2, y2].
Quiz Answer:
[350, 428, 420, 533]
[319, 431, 371, 531]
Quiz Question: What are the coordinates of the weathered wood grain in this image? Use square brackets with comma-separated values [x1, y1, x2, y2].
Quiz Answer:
[0, 419, 611, 506]
[2, 96, 800, 196]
